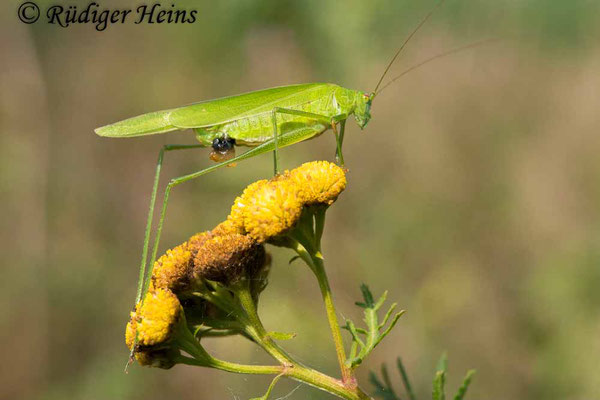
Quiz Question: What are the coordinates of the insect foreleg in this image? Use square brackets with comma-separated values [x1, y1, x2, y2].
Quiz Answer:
[334, 120, 346, 166]
[136, 144, 205, 304]
[270, 107, 346, 175]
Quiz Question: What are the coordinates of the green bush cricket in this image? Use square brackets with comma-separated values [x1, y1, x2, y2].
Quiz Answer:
[95, 0, 490, 365]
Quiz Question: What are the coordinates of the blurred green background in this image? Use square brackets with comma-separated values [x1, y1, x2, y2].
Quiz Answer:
[2, 0, 600, 398]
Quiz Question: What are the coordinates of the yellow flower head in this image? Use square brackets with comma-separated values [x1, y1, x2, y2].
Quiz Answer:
[289, 161, 346, 205]
[239, 179, 303, 242]
[126, 288, 182, 348]
[192, 233, 266, 283]
[226, 179, 269, 235]
[211, 219, 243, 237]
[151, 243, 192, 292]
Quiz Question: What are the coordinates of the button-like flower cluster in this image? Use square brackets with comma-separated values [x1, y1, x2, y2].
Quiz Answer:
[290, 160, 347, 206]
[125, 288, 183, 368]
[226, 161, 346, 242]
[126, 288, 182, 347]
[151, 243, 193, 292]
[192, 233, 265, 284]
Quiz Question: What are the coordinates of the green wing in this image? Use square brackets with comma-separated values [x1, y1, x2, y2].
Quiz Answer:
[95, 83, 335, 138]
[94, 110, 179, 137]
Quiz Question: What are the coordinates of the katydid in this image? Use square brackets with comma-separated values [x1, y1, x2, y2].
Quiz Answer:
[95, 0, 488, 348]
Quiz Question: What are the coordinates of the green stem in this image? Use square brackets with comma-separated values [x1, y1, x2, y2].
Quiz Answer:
[286, 227, 355, 384]
[178, 354, 370, 399]
[177, 323, 282, 375]
[286, 366, 370, 400]
[234, 279, 295, 366]
[178, 354, 284, 375]
[312, 256, 354, 385]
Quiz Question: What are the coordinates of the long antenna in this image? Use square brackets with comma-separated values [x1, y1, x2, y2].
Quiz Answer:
[375, 38, 500, 96]
[372, 0, 445, 94]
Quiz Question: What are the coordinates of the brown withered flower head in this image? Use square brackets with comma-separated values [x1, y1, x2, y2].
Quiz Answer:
[151, 243, 193, 293]
[192, 233, 266, 284]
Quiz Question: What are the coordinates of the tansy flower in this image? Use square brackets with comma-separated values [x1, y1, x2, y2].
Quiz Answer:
[239, 179, 303, 243]
[211, 219, 243, 236]
[192, 233, 266, 283]
[222, 161, 346, 242]
[289, 161, 346, 205]
[126, 288, 183, 347]
[125, 288, 183, 368]
[151, 243, 193, 292]
[226, 179, 270, 235]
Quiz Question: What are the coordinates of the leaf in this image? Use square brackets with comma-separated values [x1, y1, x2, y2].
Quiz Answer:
[266, 331, 297, 341]
[453, 370, 476, 400]
[436, 352, 448, 374]
[432, 370, 446, 400]
[433, 353, 448, 400]
[374, 310, 404, 347]
[344, 320, 366, 348]
[344, 284, 405, 369]
[288, 255, 300, 265]
[369, 369, 399, 400]
[397, 357, 416, 400]
[250, 374, 283, 400]
[374, 291, 389, 310]
[380, 364, 397, 398]
[379, 302, 397, 328]
[372, 354, 475, 400]
[361, 284, 375, 307]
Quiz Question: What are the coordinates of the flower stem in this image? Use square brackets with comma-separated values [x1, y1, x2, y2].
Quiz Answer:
[312, 207, 355, 383]
[178, 354, 371, 399]
[286, 366, 370, 400]
[178, 354, 284, 375]
[287, 220, 355, 384]
[234, 279, 296, 366]
[177, 323, 284, 375]
[312, 256, 355, 385]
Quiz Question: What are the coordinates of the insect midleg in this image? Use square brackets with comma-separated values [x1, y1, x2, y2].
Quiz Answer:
[135, 144, 205, 304]
[270, 107, 341, 174]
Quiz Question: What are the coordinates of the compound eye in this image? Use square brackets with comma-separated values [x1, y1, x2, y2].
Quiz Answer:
[212, 137, 223, 151]
[223, 137, 235, 151]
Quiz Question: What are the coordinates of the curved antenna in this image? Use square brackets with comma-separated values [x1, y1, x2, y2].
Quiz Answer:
[375, 38, 500, 96]
[372, 0, 445, 95]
